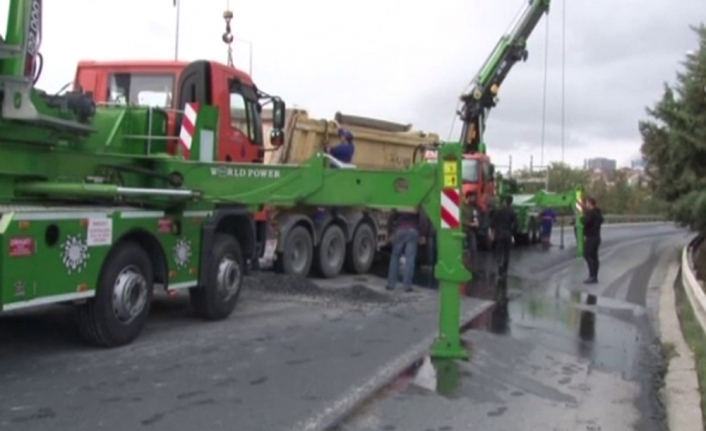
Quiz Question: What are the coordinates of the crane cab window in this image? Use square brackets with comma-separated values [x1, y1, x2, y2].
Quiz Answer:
[229, 80, 263, 146]
[462, 159, 480, 183]
[108, 73, 174, 108]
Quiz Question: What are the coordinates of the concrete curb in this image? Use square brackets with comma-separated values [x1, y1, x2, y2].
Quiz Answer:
[658, 249, 703, 431]
[287, 298, 494, 431]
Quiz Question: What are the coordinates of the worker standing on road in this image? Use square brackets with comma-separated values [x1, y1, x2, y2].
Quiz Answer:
[490, 195, 518, 277]
[386, 206, 421, 292]
[539, 206, 557, 247]
[582, 197, 604, 284]
[463, 194, 481, 269]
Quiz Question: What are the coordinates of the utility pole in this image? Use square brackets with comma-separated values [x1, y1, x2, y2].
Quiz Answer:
[173, 0, 181, 61]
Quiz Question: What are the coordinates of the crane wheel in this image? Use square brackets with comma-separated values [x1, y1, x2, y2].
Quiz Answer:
[344, 222, 375, 274]
[313, 224, 346, 278]
[190, 234, 244, 321]
[273, 225, 313, 277]
[76, 242, 154, 347]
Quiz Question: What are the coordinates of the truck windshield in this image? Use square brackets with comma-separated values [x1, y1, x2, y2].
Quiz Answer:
[462, 159, 479, 182]
[108, 73, 175, 108]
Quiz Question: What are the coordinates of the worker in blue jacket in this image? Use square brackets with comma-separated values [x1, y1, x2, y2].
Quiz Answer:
[326, 128, 355, 164]
[315, 128, 355, 223]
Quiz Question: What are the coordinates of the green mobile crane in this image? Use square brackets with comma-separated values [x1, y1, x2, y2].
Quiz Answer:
[454, 0, 585, 253]
[0, 0, 470, 358]
[438, 0, 552, 249]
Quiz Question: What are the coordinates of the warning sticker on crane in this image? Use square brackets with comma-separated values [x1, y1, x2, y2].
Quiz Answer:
[87, 218, 113, 247]
[443, 161, 458, 188]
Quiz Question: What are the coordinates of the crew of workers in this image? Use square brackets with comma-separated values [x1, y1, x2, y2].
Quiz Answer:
[323, 125, 603, 289]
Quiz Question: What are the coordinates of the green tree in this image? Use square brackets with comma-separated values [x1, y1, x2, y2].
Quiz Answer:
[639, 24, 706, 231]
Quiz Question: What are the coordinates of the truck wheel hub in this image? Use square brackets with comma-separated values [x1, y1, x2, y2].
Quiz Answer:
[217, 256, 241, 300]
[112, 267, 148, 323]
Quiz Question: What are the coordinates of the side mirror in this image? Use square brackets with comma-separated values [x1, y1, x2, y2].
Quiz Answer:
[270, 128, 284, 149]
[272, 97, 286, 130]
[488, 164, 495, 180]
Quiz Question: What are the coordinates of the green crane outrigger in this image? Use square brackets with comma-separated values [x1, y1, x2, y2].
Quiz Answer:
[0, 0, 470, 358]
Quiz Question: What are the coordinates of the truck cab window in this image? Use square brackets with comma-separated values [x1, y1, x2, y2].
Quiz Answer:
[108, 73, 174, 108]
[462, 159, 480, 183]
[229, 81, 263, 146]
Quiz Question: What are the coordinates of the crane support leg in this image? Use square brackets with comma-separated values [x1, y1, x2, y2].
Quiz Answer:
[426, 144, 472, 360]
[574, 187, 585, 258]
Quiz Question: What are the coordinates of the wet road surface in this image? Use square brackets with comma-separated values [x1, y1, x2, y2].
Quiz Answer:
[334, 223, 691, 431]
[0, 264, 490, 431]
[0, 223, 688, 431]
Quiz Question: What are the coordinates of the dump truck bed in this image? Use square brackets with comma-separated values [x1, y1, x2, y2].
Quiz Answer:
[261, 109, 439, 170]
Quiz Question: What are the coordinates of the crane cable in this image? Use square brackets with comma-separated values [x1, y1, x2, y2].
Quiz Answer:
[539, 10, 550, 167]
[223, 0, 234, 67]
[560, 0, 566, 163]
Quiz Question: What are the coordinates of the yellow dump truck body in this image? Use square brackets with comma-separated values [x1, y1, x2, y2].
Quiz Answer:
[261, 110, 439, 170]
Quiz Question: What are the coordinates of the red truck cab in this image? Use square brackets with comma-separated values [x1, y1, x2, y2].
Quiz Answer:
[73, 59, 267, 164]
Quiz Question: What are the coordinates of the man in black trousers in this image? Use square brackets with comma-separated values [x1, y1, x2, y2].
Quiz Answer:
[582, 197, 604, 284]
[490, 195, 518, 277]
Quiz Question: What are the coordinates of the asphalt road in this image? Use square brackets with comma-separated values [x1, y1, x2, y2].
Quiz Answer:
[334, 222, 692, 431]
[0, 222, 689, 431]
[0, 256, 491, 431]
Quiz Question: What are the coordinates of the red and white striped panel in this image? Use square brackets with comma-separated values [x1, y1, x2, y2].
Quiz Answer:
[179, 103, 200, 159]
[575, 199, 583, 214]
[440, 188, 461, 229]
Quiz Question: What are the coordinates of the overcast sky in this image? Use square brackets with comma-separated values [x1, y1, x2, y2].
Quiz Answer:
[2, 0, 704, 170]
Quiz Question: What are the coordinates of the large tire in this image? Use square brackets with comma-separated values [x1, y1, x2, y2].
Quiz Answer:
[313, 224, 346, 278]
[273, 225, 313, 276]
[190, 234, 244, 321]
[344, 222, 375, 274]
[77, 242, 154, 347]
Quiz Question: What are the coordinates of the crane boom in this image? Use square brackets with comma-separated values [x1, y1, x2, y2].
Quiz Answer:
[459, 0, 550, 153]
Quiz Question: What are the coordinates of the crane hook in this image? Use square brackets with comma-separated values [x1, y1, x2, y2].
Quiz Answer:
[222, 8, 234, 67]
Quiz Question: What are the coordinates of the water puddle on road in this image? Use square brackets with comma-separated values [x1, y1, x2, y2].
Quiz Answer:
[384, 274, 650, 399]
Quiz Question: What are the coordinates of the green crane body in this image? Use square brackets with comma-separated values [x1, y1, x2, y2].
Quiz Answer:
[496, 174, 585, 256]
[0, 0, 470, 357]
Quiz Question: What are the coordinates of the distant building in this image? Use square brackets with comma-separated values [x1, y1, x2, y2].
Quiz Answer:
[584, 157, 617, 172]
[631, 158, 646, 170]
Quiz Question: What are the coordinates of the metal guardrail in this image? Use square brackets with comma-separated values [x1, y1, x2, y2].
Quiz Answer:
[555, 214, 667, 225]
[683, 235, 706, 334]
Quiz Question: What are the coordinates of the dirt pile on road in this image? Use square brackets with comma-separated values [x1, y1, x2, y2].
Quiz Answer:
[243, 273, 400, 306]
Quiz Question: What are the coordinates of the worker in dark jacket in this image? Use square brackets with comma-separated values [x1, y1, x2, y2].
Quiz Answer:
[463, 194, 481, 269]
[490, 195, 518, 277]
[582, 197, 604, 284]
[326, 128, 355, 164]
[386, 207, 421, 292]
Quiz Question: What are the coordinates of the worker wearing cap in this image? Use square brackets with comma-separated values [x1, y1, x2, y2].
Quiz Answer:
[315, 128, 356, 222]
[326, 128, 355, 164]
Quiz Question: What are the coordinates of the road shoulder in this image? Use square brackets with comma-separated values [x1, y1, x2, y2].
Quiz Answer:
[658, 259, 704, 431]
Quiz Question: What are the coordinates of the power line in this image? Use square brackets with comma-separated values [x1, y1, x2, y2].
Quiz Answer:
[561, 0, 566, 163]
[540, 15, 550, 167]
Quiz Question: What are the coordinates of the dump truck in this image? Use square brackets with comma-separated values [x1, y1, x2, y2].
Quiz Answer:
[0, 0, 469, 348]
[72, 62, 442, 278]
[257, 109, 440, 276]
